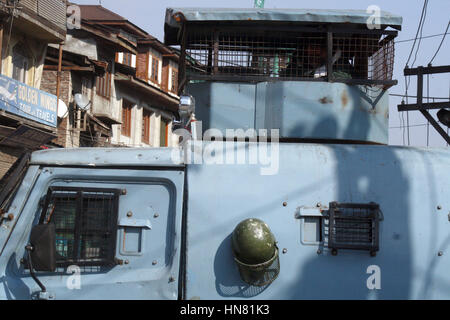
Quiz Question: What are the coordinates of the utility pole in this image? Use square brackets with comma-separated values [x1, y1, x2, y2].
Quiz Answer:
[397, 65, 450, 145]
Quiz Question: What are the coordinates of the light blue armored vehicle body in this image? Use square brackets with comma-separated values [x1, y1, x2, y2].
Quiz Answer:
[0, 8, 449, 300]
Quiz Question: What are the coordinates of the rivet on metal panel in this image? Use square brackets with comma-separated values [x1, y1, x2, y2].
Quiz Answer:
[316, 203, 322, 208]
[127, 211, 133, 218]
[154, 213, 159, 218]
[438, 251, 444, 257]
[124, 260, 130, 265]
[282, 248, 287, 254]
[317, 249, 322, 255]
[152, 261, 157, 265]
[169, 276, 175, 283]
[282, 202, 287, 207]
[437, 205, 442, 210]
[121, 189, 127, 195]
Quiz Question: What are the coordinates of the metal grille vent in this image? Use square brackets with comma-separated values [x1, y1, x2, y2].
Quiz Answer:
[39, 187, 120, 267]
[328, 202, 381, 256]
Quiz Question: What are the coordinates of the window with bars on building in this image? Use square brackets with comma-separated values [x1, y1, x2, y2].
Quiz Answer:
[171, 68, 178, 94]
[151, 56, 160, 83]
[121, 100, 133, 137]
[160, 118, 169, 147]
[39, 187, 120, 267]
[142, 109, 152, 145]
[183, 27, 396, 87]
[96, 71, 111, 99]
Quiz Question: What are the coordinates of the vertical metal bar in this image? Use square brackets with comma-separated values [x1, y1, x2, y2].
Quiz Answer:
[327, 31, 333, 82]
[417, 66, 423, 108]
[207, 48, 212, 74]
[0, 24, 3, 74]
[56, 43, 63, 116]
[213, 31, 219, 74]
[73, 191, 82, 263]
[179, 26, 187, 94]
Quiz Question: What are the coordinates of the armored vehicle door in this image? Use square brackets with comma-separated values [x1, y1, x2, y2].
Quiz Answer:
[0, 153, 185, 300]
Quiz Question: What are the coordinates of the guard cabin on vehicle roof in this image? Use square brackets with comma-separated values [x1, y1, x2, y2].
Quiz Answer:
[165, 8, 401, 144]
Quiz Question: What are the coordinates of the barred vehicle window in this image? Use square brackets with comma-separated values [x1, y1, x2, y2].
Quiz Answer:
[39, 187, 120, 267]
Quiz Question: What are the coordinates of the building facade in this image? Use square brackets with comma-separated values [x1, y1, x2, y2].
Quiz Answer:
[41, 4, 180, 149]
[0, 0, 66, 180]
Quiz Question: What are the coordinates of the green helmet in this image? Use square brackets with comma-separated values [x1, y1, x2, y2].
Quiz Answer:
[232, 218, 276, 265]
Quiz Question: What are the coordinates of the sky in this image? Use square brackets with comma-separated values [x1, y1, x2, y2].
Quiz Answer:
[73, 0, 450, 147]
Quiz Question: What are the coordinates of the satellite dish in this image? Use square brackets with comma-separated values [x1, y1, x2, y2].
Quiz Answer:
[57, 99, 68, 118]
[74, 93, 91, 111]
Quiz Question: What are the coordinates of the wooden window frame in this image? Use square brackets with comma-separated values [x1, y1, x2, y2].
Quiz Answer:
[121, 100, 133, 138]
[151, 55, 160, 83]
[123, 52, 132, 67]
[171, 68, 178, 94]
[160, 117, 169, 147]
[96, 71, 111, 99]
[142, 109, 152, 144]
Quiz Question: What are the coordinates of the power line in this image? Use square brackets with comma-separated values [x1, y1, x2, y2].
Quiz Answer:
[403, 0, 429, 146]
[405, 0, 428, 68]
[396, 32, 450, 43]
[411, 0, 428, 69]
[429, 20, 450, 65]
[390, 123, 429, 129]
[389, 93, 449, 100]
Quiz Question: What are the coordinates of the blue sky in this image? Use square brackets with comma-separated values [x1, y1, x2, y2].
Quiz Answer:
[74, 0, 450, 147]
